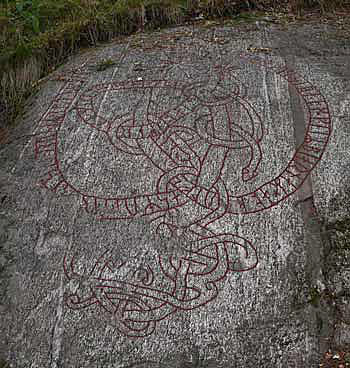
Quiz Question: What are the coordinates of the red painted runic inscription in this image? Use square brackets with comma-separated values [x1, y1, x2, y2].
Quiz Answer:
[33, 51, 331, 337]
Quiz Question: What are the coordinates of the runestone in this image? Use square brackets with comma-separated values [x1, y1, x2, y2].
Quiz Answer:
[32, 31, 331, 337]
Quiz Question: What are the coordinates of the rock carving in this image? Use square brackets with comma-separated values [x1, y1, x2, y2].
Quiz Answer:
[32, 45, 331, 337]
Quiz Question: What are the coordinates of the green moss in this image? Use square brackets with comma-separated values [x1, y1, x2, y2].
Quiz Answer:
[326, 217, 350, 252]
[309, 287, 321, 307]
[0, 358, 9, 368]
[328, 217, 350, 234]
[95, 57, 117, 71]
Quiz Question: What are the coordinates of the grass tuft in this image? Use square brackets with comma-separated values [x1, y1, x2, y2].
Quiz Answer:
[0, 0, 349, 127]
